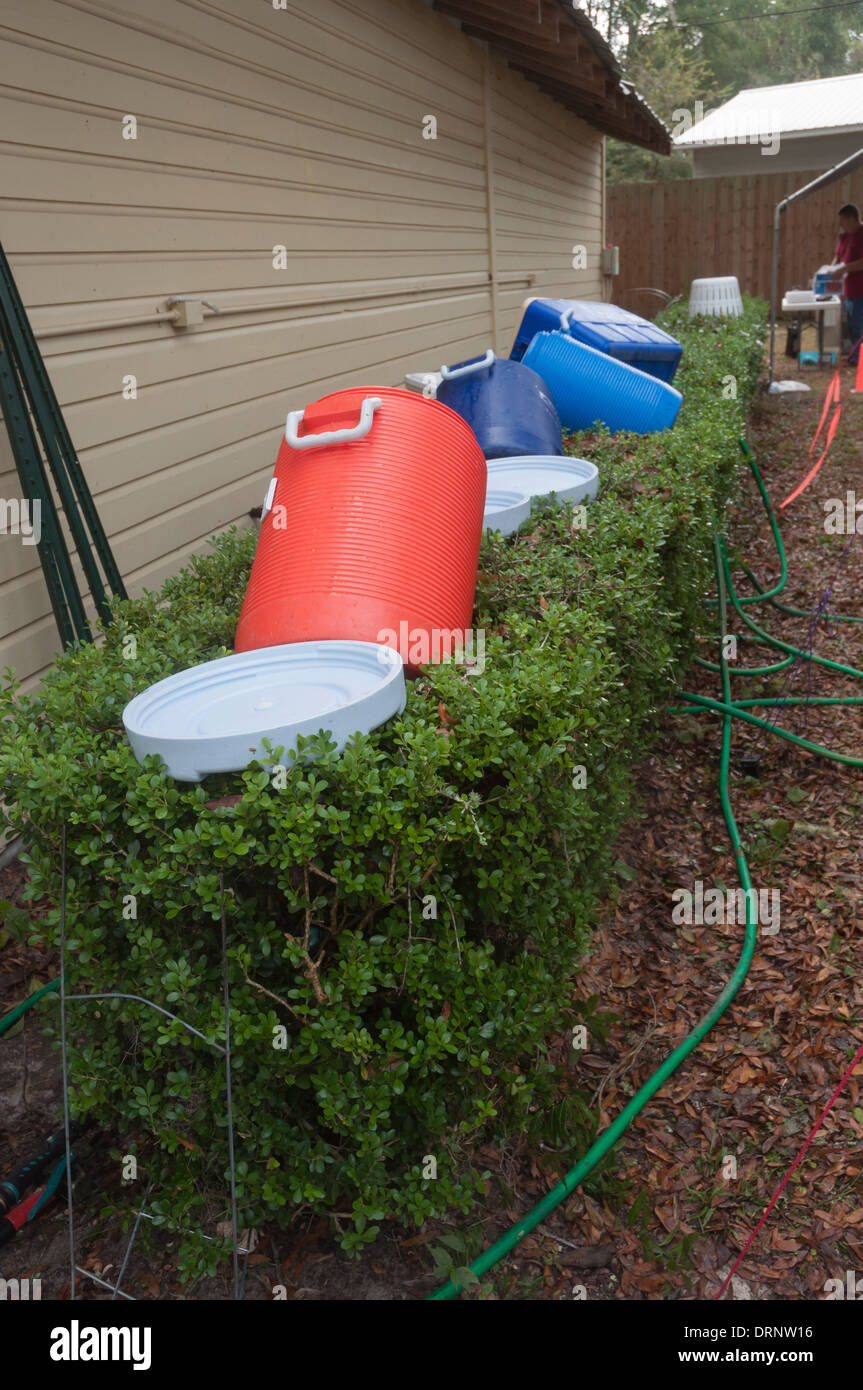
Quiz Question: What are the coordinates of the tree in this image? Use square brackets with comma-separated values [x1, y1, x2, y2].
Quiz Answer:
[606, 22, 721, 182]
[604, 0, 863, 184]
[671, 0, 860, 92]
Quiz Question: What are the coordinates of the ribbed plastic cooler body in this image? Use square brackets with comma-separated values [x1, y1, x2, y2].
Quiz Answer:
[234, 387, 487, 671]
[436, 354, 562, 458]
[522, 331, 682, 435]
[510, 298, 682, 383]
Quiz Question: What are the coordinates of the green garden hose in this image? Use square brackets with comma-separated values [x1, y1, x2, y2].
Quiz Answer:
[694, 644, 796, 677]
[704, 439, 787, 606]
[719, 541, 863, 681]
[428, 439, 863, 1300]
[673, 691, 863, 767]
[737, 558, 863, 624]
[429, 529, 760, 1299]
[0, 977, 60, 1038]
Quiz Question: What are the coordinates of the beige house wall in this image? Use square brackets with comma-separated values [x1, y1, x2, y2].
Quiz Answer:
[0, 0, 606, 688]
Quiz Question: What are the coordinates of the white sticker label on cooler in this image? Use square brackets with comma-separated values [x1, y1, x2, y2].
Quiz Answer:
[262, 477, 277, 517]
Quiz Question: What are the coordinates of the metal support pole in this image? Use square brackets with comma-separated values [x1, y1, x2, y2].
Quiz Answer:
[220, 874, 240, 1301]
[482, 50, 500, 353]
[58, 824, 77, 1300]
[769, 201, 782, 386]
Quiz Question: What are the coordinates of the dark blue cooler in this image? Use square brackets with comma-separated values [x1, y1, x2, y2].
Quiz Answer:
[510, 298, 682, 384]
[436, 349, 563, 458]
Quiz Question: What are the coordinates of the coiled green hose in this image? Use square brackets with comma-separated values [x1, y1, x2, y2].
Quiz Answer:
[0, 977, 60, 1037]
[429, 441, 862, 1299]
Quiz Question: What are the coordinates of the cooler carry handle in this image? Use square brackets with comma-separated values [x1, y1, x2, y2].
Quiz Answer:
[439, 349, 495, 380]
[285, 395, 383, 450]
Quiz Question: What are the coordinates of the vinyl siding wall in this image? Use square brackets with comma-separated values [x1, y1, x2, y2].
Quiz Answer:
[0, 0, 605, 688]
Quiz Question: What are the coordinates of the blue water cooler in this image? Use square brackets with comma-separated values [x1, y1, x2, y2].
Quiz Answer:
[436, 349, 563, 458]
[510, 298, 682, 383]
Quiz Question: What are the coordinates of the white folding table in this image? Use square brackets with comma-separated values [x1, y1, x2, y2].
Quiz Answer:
[781, 294, 842, 363]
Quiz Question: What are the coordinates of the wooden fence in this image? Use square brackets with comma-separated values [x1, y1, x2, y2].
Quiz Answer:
[606, 167, 862, 310]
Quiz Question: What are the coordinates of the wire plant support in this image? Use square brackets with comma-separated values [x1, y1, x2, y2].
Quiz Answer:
[56, 829, 243, 1301]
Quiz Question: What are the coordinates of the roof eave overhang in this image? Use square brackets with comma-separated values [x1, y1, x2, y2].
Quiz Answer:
[430, 0, 671, 154]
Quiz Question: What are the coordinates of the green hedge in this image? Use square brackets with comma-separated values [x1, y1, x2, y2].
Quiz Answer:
[0, 300, 766, 1276]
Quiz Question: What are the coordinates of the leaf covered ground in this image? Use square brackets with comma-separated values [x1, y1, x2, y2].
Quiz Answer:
[457, 351, 863, 1302]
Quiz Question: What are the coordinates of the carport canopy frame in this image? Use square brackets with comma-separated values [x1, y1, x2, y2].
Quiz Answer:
[770, 146, 863, 382]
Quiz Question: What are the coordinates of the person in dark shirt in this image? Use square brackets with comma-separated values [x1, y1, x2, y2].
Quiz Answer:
[830, 203, 863, 366]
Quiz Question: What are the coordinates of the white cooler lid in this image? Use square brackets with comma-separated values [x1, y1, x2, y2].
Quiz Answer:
[487, 456, 599, 506]
[483, 487, 531, 536]
[123, 640, 406, 782]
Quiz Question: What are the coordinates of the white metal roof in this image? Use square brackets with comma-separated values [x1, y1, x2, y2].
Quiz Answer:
[674, 71, 863, 147]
